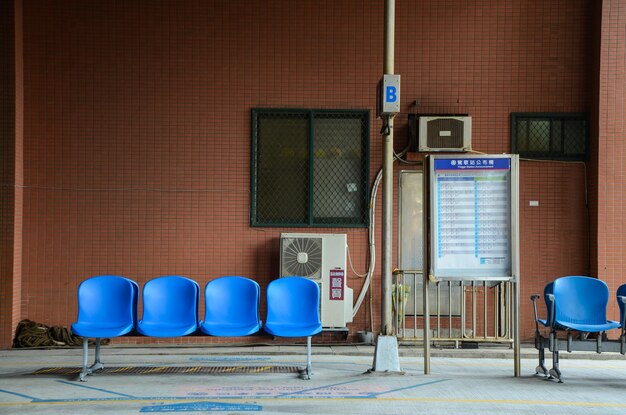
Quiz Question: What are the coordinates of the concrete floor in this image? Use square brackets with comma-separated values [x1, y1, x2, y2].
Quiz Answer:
[1, 344, 625, 414]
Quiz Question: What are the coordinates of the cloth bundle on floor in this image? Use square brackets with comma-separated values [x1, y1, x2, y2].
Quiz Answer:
[13, 319, 107, 348]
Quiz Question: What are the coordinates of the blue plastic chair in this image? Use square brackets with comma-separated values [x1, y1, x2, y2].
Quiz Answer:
[128, 278, 140, 325]
[550, 276, 619, 332]
[264, 277, 322, 379]
[71, 275, 138, 381]
[136, 276, 200, 337]
[200, 276, 261, 336]
[532, 276, 620, 382]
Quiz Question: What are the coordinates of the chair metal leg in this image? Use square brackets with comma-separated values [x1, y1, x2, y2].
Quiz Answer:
[299, 336, 312, 380]
[548, 336, 563, 383]
[534, 331, 548, 376]
[79, 338, 90, 381]
[536, 344, 548, 376]
[90, 338, 104, 372]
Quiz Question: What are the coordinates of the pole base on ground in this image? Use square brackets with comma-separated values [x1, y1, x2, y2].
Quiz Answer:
[371, 335, 401, 372]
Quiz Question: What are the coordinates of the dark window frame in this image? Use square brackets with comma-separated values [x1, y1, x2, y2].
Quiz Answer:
[511, 112, 588, 161]
[251, 108, 370, 228]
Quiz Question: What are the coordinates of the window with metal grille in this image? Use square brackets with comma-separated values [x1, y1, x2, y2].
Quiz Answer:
[251, 109, 369, 227]
[511, 113, 587, 160]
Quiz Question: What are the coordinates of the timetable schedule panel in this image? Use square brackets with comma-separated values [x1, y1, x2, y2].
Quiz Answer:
[430, 156, 514, 280]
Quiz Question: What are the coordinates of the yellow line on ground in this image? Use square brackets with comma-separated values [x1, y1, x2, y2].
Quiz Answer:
[382, 397, 626, 407]
[1, 397, 625, 408]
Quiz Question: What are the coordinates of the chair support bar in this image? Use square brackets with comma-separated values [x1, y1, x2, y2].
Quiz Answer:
[300, 336, 312, 380]
[79, 338, 105, 382]
[80, 338, 89, 381]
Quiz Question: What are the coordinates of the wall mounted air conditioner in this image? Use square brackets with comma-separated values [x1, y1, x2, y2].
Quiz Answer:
[418, 115, 472, 152]
[279, 233, 353, 328]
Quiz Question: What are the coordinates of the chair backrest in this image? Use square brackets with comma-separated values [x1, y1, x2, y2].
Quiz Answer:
[617, 284, 626, 326]
[76, 275, 136, 328]
[553, 276, 610, 326]
[266, 276, 321, 330]
[128, 278, 140, 324]
[203, 276, 260, 333]
[140, 275, 199, 329]
[93, 275, 140, 324]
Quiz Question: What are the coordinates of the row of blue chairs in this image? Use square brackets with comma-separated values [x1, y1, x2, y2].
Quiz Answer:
[531, 276, 626, 382]
[71, 275, 323, 382]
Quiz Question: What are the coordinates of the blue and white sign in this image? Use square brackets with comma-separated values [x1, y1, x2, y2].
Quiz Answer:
[429, 155, 518, 281]
[380, 74, 400, 115]
[434, 158, 511, 171]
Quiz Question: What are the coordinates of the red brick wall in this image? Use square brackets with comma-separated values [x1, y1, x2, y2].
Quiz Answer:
[3, 0, 601, 347]
[396, 0, 594, 339]
[19, 0, 382, 345]
[596, 0, 626, 323]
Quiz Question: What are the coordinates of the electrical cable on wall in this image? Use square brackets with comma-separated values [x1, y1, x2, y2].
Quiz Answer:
[350, 130, 417, 322]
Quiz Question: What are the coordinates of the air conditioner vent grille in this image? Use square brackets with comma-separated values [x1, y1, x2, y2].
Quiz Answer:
[418, 116, 471, 152]
[280, 237, 323, 279]
[426, 118, 465, 149]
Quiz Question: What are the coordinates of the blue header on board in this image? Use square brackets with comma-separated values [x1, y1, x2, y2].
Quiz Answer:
[434, 158, 510, 171]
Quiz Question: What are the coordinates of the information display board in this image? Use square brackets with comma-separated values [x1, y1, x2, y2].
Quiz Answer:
[429, 155, 519, 281]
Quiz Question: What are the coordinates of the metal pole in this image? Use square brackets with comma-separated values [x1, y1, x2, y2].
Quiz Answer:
[381, 0, 395, 337]
[512, 155, 521, 376]
[371, 0, 401, 373]
[423, 161, 430, 374]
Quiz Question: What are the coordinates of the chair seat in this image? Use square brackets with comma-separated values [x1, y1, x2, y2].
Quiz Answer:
[553, 319, 620, 333]
[264, 322, 322, 338]
[71, 321, 134, 338]
[136, 321, 198, 337]
[199, 321, 260, 337]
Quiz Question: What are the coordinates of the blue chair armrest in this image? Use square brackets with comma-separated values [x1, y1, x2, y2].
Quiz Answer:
[530, 294, 542, 331]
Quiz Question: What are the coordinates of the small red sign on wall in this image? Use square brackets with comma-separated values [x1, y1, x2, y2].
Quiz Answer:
[329, 269, 344, 301]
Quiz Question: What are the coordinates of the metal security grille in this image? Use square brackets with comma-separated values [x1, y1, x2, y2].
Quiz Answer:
[511, 113, 587, 160]
[251, 109, 369, 227]
[393, 270, 514, 347]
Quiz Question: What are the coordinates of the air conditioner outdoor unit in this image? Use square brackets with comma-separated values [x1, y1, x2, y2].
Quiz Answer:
[279, 233, 353, 328]
[418, 115, 472, 152]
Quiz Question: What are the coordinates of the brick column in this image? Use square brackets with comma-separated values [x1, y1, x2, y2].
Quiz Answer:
[595, 0, 626, 322]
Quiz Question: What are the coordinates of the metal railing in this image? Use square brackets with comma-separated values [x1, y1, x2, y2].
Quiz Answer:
[392, 269, 514, 347]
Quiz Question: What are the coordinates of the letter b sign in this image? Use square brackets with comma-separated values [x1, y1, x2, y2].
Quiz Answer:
[380, 74, 400, 115]
[386, 86, 397, 103]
